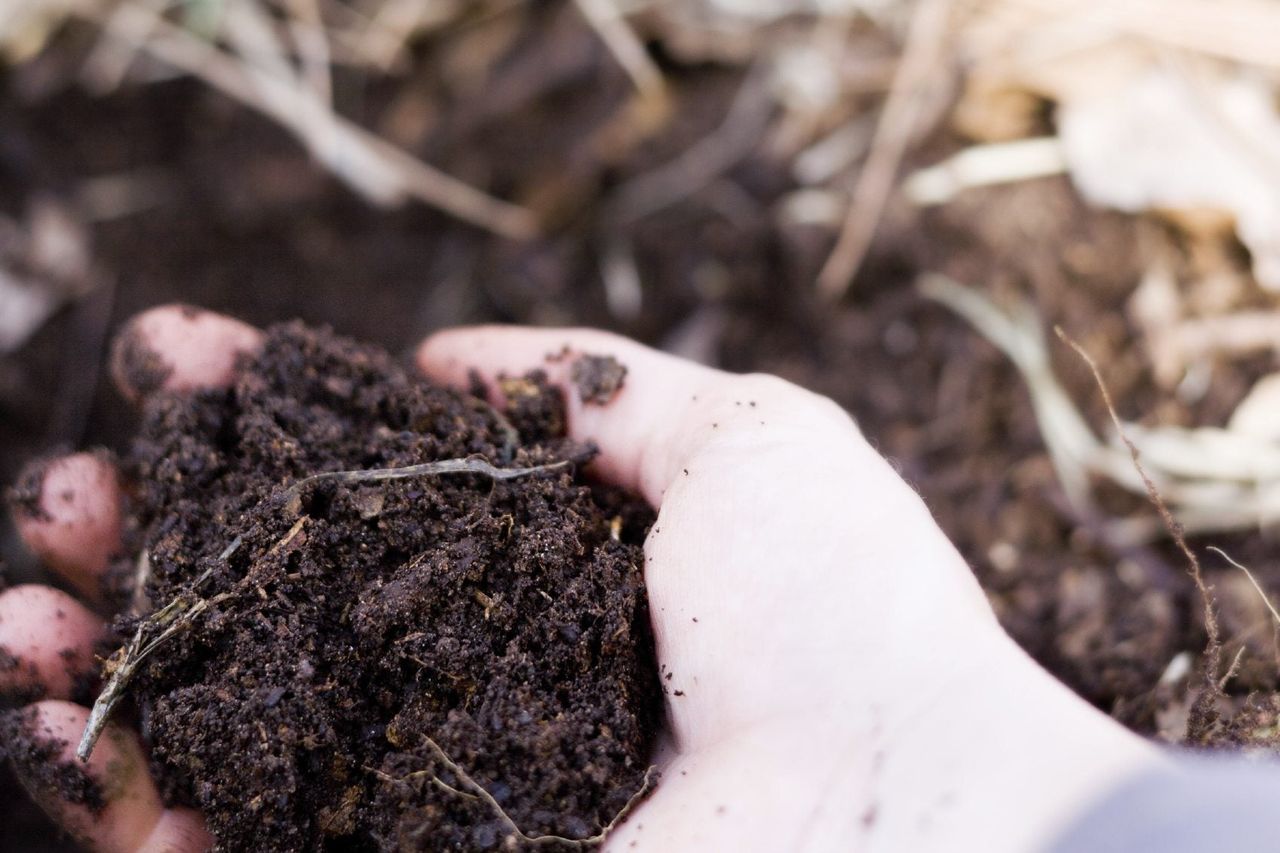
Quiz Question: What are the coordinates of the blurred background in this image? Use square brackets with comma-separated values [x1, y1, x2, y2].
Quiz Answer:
[4, 0, 1280, 848]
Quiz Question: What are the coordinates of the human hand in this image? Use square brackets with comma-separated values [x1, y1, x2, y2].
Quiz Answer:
[3, 307, 1162, 852]
[2, 306, 260, 852]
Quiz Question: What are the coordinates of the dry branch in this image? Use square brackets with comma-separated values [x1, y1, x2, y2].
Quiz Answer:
[817, 0, 956, 300]
[74, 0, 537, 239]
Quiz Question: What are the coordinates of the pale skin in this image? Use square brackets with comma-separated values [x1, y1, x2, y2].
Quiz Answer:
[2, 305, 1166, 852]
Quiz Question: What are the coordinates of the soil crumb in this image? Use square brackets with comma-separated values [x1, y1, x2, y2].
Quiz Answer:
[0, 650, 45, 708]
[570, 355, 627, 406]
[8, 457, 52, 522]
[108, 321, 172, 399]
[1, 707, 105, 814]
[113, 322, 661, 851]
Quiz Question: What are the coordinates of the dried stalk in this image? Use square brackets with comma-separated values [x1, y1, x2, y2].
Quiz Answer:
[282, 457, 570, 500]
[1208, 546, 1280, 627]
[76, 591, 228, 761]
[75, 0, 538, 239]
[1056, 328, 1223, 681]
[817, 0, 956, 299]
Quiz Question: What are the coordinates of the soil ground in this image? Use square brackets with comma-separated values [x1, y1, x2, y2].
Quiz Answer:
[4, 4, 1280, 850]
[106, 323, 658, 850]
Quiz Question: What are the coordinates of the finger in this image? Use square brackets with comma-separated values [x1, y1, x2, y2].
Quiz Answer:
[6, 700, 211, 853]
[419, 326, 776, 504]
[109, 304, 263, 402]
[9, 451, 122, 601]
[0, 586, 104, 701]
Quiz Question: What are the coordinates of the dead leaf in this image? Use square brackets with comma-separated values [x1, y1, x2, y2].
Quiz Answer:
[1057, 64, 1280, 290]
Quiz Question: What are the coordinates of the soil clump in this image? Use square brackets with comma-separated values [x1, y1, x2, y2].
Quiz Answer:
[109, 322, 661, 851]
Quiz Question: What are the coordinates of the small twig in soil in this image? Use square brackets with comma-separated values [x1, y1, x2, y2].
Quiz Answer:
[1219, 645, 1247, 691]
[1209, 546, 1280, 627]
[1056, 327, 1223, 681]
[270, 518, 309, 554]
[78, 518, 306, 761]
[76, 591, 227, 761]
[282, 457, 570, 501]
[1207, 545, 1280, 678]
[376, 735, 658, 848]
[218, 535, 245, 561]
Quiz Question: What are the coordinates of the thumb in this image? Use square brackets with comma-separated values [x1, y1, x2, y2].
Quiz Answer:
[416, 326, 989, 751]
[416, 325, 865, 505]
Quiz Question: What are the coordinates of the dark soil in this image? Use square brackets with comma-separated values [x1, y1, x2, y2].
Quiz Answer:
[1, 706, 105, 815]
[8, 459, 51, 523]
[0, 650, 44, 708]
[570, 355, 627, 406]
[112, 323, 660, 851]
[110, 321, 173, 400]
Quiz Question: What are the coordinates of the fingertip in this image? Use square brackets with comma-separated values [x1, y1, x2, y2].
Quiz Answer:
[10, 451, 122, 600]
[0, 585, 104, 701]
[110, 304, 263, 402]
[9, 700, 165, 853]
[412, 324, 517, 389]
[416, 325, 643, 389]
[413, 329, 451, 375]
[416, 326, 717, 500]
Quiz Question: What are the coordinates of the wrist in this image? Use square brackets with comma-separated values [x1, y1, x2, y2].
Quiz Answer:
[844, 628, 1165, 853]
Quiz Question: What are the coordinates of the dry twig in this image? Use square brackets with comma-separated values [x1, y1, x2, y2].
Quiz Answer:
[75, 0, 537, 238]
[1208, 546, 1280, 627]
[817, 0, 955, 300]
[1056, 327, 1223, 680]
[76, 590, 229, 761]
[282, 456, 569, 500]
[572, 0, 665, 99]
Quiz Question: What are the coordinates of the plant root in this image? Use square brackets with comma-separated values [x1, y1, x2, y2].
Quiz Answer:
[1057, 327, 1229, 735]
